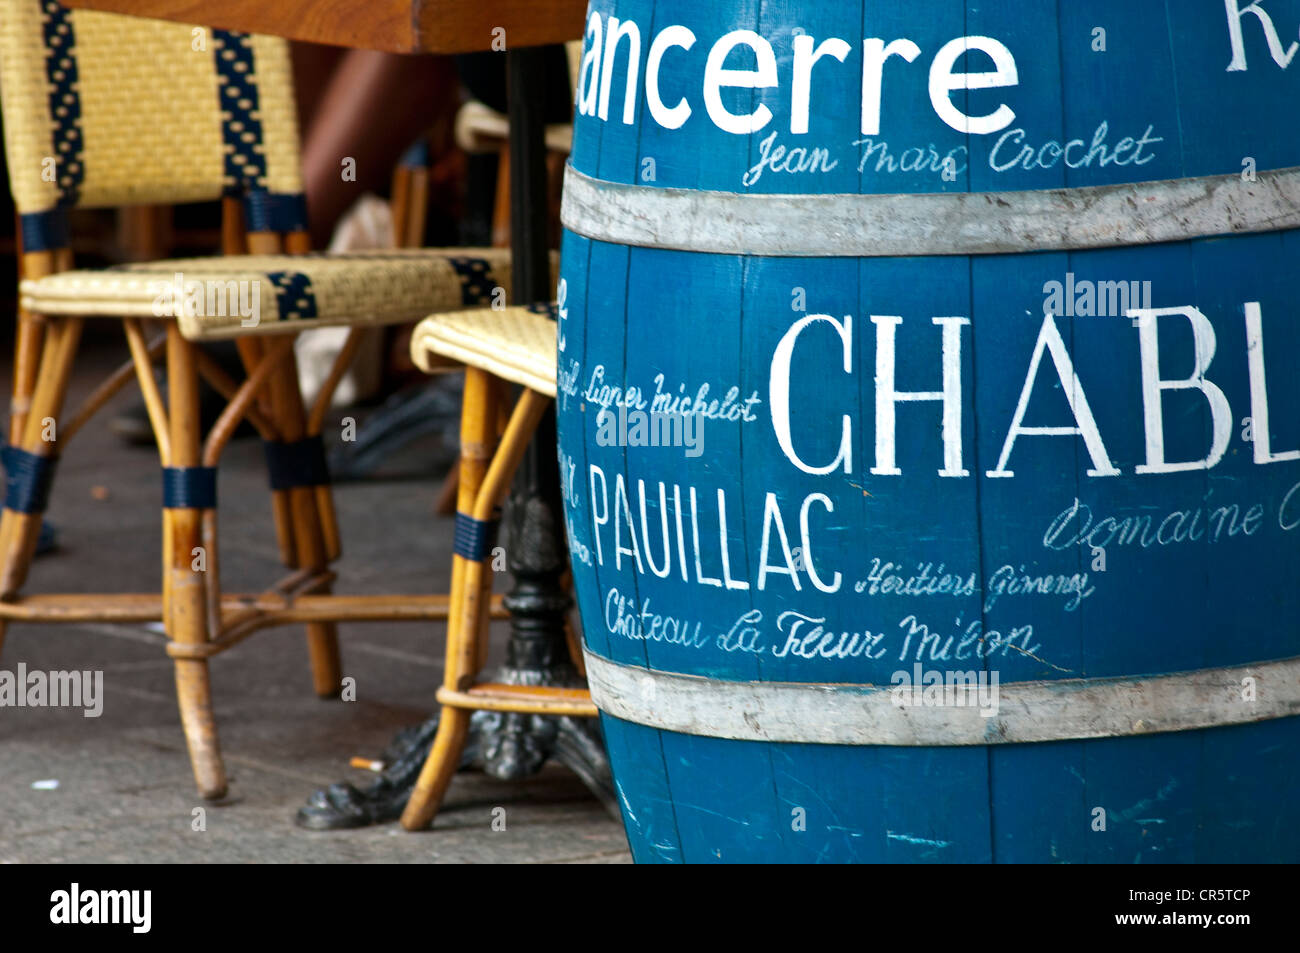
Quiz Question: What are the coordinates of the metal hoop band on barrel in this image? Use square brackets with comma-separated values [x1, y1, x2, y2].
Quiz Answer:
[582, 651, 1300, 746]
[561, 164, 1300, 257]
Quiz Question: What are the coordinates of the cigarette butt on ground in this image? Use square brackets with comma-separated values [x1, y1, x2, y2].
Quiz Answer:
[350, 757, 384, 772]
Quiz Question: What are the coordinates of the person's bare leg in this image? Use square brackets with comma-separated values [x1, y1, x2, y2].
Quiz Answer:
[289, 43, 346, 134]
[296, 49, 458, 248]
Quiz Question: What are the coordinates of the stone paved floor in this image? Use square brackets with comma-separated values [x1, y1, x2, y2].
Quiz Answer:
[0, 331, 630, 863]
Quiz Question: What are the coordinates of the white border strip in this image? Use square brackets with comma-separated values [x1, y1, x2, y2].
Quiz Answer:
[562, 164, 1300, 257]
[583, 651, 1300, 746]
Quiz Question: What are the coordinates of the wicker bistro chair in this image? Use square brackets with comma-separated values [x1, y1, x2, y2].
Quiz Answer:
[399, 304, 597, 831]
[0, 0, 540, 798]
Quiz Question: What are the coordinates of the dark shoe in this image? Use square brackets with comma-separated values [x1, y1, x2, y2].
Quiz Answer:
[36, 520, 57, 556]
[110, 377, 257, 446]
[107, 406, 156, 446]
[111, 341, 255, 446]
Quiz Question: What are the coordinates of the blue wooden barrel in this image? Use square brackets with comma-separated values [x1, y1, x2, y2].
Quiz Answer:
[557, 0, 1300, 862]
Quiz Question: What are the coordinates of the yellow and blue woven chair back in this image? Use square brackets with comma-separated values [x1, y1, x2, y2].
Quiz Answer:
[0, 0, 305, 252]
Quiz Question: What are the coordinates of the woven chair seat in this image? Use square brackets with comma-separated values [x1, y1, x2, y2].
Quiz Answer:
[455, 100, 572, 155]
[19, 249, 556, 340]
[410, 304, 558, 397]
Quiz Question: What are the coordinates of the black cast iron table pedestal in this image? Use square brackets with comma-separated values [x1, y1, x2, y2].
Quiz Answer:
[297, 48, 615, 830]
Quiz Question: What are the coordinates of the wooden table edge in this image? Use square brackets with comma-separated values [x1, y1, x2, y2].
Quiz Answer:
[59, 0, 586, 53]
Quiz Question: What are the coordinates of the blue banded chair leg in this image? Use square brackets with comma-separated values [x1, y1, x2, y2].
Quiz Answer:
[265, 349, 342, 698]
[0, 315, 83, 609]
[400, 366, 500, 829]
[163, 327, 227, 799]
[401, 371, 557, 831]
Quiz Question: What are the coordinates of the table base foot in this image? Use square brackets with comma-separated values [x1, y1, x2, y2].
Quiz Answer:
[295, 680, 616, 831]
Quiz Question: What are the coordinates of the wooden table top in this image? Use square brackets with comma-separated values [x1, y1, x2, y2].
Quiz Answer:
[60, 0, 587, 53]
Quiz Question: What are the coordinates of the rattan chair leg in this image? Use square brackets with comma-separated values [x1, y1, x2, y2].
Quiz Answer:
[401, 386, 552, 830]
[392, 165, 412, 247]
[403, 379, 554, 830]
[123, 320, 173, 463]
[469, 389, 552, 677]
[170, 555, 226, 799]
[239, 338, 296, 567]
[10, 249, 57, 444]
[305, 327, 364, 563]
[244, 228, 342, 694]
[267, 460, 297, 565]
[285, 230, 312, 255]
[8, 307, 44, 443]
[163, 325, 226, 798]
[238, 232, 299, 570]
[192, 348, 279, 441]
[400, 367, 501, 830]
[123, 318, 180, 627]
[305, 611, 342, 698]
[243, 232, 298, 556]
[400, 706, 472, 831]
[463, 551, 496, 682]
[0, 260, 51, 649]
[433, 467, 459, 515]
[0, 315, 84, 600]
[246, 231, 284, 255]
[221, 197, 247, 256]
[275, 226, 349, 678]
[197, 337, 298, 635]
[268, 344, 341, 697]
[495, 380, 511, 437]
[201, 338, 295, 466]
